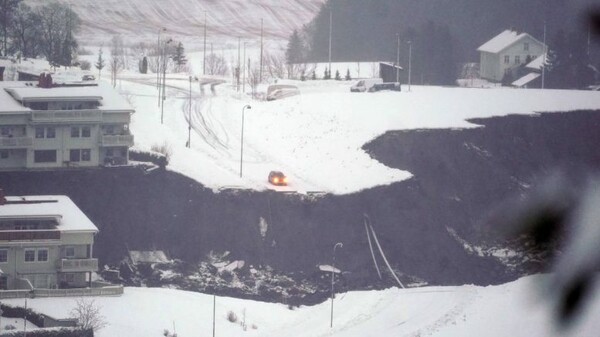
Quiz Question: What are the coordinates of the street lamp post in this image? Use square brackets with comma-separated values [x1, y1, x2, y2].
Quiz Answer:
[203, 11, 207, 76]
[396, 33, 400, 83]
[240, 105, 252, 178]
[157, 27, 166, 106]
[330, 242, 343, 328]
[161, 39, 172, 124]
[187, 76, 192, 147]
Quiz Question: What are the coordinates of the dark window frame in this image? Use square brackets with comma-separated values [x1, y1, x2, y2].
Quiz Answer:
[34, 150, 57, 163]
[71, 127, 80, 138]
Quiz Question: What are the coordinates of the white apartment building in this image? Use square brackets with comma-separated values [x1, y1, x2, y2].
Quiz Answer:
[0, 77, 134, 170]
[0, 194, 99, 292]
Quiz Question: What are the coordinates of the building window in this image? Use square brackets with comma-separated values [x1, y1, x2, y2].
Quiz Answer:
[65, 247, 75, 258]
[65, 273, 75, 283]
[82, 126, 91, 138]
[504, 55, 510, 64]
[515, 55, 521, 64]
[524, 43, 529, 51]
[106, 148, 114, 157]
[71, 127, 80, 138]
[70, 149, 81, 162]
[81, 149, 91, 161]
[46, 127, 56, 139]
[0, 127, 9, 136]
[34, 150, 57, 163]
[0, 150, 8, 159]
[0, 249, 7, 263]
[35, 127, 45, 138]
[24, 249, 36, 262]
[37, 249, 49, 262]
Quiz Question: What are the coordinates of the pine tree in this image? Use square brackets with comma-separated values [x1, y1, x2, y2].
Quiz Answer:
[95, 48, 105, 78]
[311, 71, 316, 80]
[172, 42, 187, 72]
[345, 69, 351, 81]
[285, 29, 304, 65]
[139, 56, 148, 74]
[335, 69, 341, 80]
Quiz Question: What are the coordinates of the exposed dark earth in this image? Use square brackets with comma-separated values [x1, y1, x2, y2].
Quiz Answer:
[2, 110, 599, 305]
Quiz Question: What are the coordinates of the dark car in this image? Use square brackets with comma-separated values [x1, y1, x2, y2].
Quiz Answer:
[368, 82, 401, 92]
[268, 171, 288, 186]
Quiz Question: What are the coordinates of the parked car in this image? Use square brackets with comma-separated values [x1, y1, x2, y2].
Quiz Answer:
[268, 171, 288, 186]
[350, 78, 383, 92]
[369, 82, 401, 92]
[266, 84, 300, 101]
[82, 74, 96, 81]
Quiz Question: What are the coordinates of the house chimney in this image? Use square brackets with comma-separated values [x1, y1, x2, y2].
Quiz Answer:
[0, 188, 6, 205]
[0, 66, 4, 81]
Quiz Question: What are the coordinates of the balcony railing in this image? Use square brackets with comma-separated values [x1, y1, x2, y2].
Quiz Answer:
[100, 134, 134, 146]
[31, 110, 103, 123]
[0, 230, 60, 241]
[60, 258, 99, 272]
[0, 136, 33, 149]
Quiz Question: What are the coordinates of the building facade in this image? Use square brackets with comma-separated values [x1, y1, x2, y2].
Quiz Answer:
[0, 78, 134, 170]
[478, 29, 546, 82]
[0, 194, 98, 291]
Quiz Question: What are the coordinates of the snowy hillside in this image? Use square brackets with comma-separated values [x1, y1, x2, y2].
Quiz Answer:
[114, 68, 600, 194]
[24, 0, 324, 46]
[6, 275, 600, 337]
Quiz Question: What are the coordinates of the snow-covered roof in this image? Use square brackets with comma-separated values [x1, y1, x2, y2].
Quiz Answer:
[0, 82, 30, 112]
[6, 87, 103, 103]
[512, 72, 541, 87]
[0, 81, 134, 113]
[526, 53, 547, 70]
[0, 195, 98, 232]
[478, 30, 542, 54]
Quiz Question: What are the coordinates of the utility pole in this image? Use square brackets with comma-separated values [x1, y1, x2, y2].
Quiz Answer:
[237, 37, 241, 92]
[541, 22, 546, 90]
[408, 40, 412, 92]
[203, 11, 207, 75]
[396, 34, 400, 83]
[328, 10, 333, 74]
[260, 19, 264, 83]
[243, 42, 247, 93]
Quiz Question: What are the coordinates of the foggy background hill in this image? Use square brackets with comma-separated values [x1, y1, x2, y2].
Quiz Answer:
[23, 0, 325, 46]
[301, 0, 600, 85]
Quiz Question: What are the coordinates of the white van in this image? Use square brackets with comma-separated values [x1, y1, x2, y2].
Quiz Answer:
[350, 78, 383, 92]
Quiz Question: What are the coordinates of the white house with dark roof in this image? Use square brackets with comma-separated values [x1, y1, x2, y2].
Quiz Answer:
[0, 77, 134, 170]
[0, 193, 122, 297]
[478, 29, 546, 82]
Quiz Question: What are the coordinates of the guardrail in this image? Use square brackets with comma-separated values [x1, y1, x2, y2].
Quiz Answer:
[0, 285, 124, 299]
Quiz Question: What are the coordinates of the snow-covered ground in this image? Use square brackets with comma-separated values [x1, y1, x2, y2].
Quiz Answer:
[6, 275, 599, 337]
[116, 68, 600, 194]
